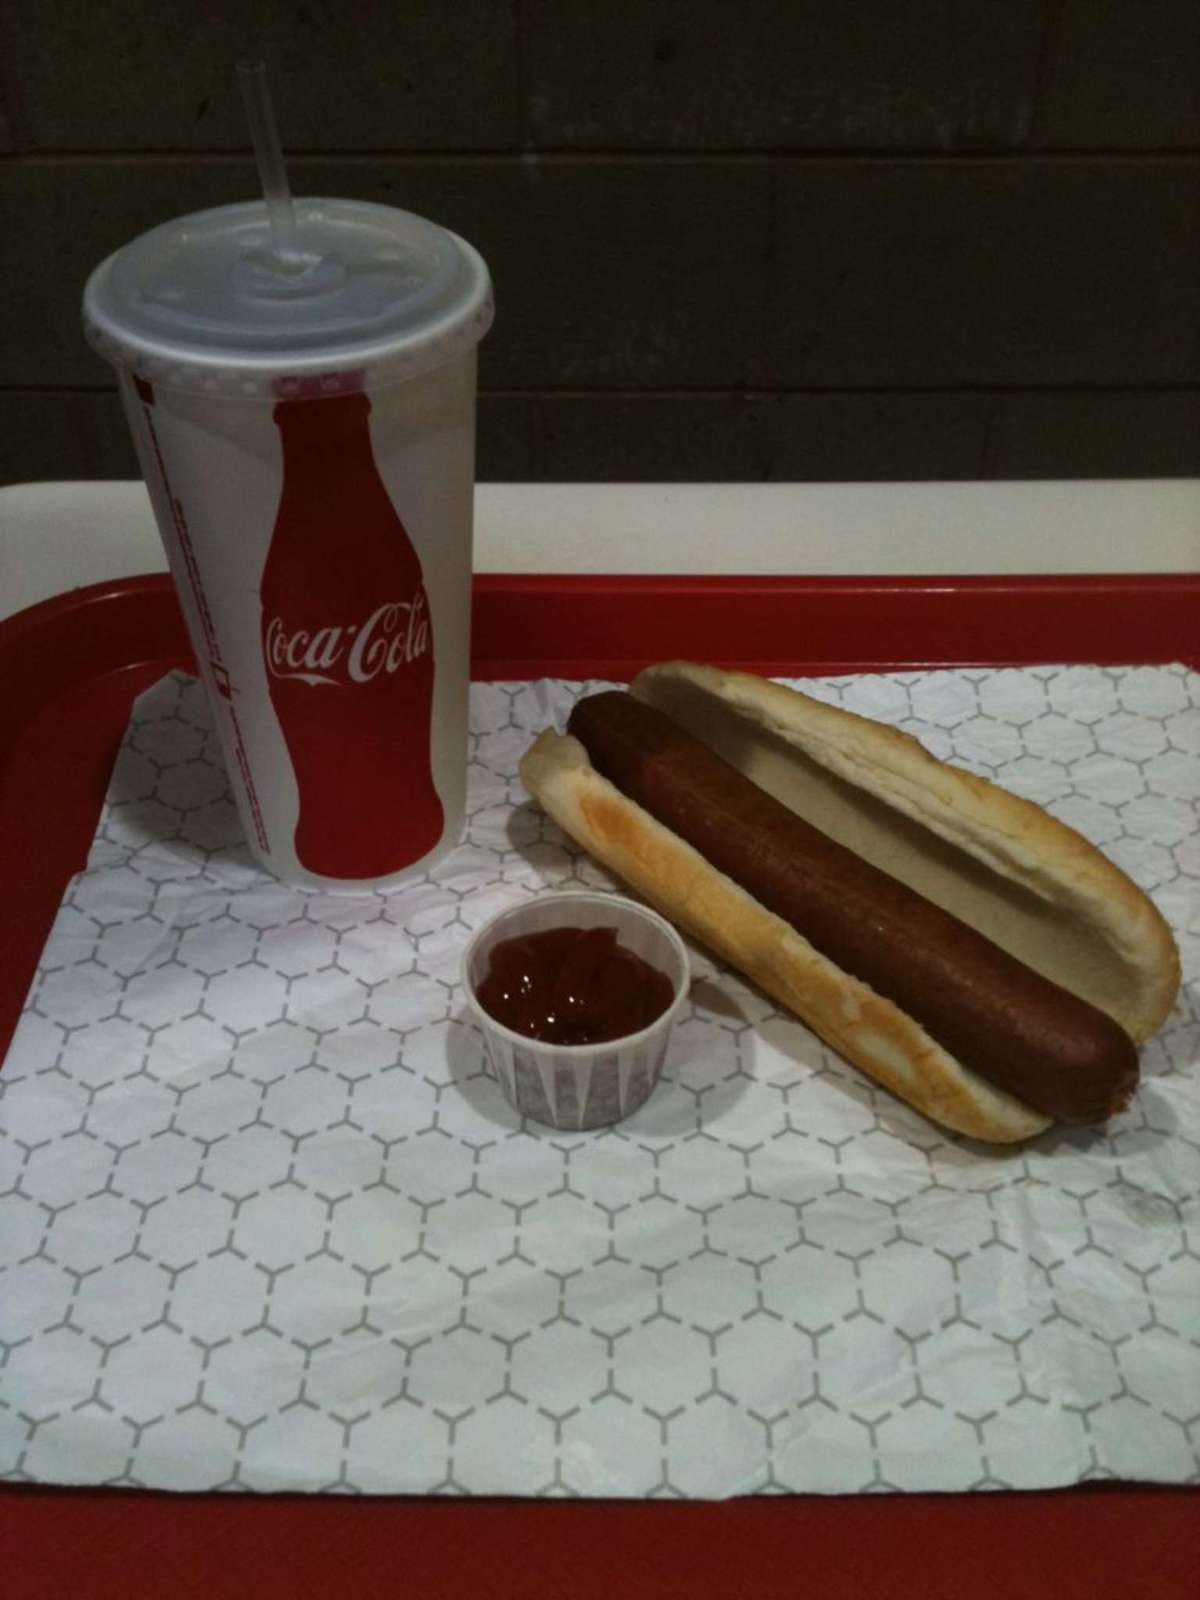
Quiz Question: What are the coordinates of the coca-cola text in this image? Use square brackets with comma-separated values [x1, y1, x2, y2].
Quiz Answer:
[265, 592, 431, 687]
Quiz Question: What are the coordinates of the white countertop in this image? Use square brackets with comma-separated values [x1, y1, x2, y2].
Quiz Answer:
[1, 478, 1197, 623]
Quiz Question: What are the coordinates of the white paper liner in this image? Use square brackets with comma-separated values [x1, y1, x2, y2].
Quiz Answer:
[0, 665, 1197, 1498]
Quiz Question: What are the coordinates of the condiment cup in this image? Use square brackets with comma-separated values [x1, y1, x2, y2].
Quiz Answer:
[461, 891, 691, 1130]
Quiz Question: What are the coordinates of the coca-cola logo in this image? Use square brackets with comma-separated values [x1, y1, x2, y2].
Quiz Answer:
[264, 591, 431, 687]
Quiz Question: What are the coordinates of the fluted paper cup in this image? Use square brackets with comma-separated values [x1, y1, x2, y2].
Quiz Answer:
[462, 892, 690, 1130]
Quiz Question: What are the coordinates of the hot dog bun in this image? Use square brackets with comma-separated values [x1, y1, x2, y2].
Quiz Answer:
[518, 662, 1180, 1144]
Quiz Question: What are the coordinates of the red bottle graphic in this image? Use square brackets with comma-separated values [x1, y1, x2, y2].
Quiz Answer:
[260, 390, 444, 879]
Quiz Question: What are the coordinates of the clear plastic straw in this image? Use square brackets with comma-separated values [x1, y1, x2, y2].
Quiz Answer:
[237, 59, 303, 267]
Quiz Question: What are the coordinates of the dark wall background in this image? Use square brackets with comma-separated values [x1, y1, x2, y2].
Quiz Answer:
[1, 0, 1198, 486]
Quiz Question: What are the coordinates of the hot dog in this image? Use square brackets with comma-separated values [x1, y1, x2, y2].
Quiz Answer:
[518, 662, 1181, 1143]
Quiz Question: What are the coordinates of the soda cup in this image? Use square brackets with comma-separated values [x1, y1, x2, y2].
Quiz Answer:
[83, 198, 493, 888]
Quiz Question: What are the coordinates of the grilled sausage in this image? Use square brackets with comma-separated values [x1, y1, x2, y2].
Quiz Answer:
[519, 662, 1180, 1142]
[568, 691, 1137, 1125]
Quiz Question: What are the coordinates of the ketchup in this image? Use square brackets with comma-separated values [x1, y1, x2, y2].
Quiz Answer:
[476, 926, 675, 1046]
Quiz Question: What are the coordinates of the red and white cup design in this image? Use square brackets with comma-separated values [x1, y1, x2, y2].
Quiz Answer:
[85, 199, 491, 888]
[120, 355, 479, 889]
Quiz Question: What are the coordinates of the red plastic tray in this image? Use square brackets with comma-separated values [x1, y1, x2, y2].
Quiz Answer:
[2, 572, 1198, 1600]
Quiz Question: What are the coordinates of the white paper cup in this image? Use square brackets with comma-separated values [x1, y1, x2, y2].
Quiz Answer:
[83, 198, 492, 891]
[462, 892, 691, 1130]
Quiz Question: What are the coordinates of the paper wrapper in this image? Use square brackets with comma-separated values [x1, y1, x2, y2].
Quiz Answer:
[1, 667, 1197, 1497]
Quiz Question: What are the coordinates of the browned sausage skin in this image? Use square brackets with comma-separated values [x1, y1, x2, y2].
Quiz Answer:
[567, 690, 1138, 1125]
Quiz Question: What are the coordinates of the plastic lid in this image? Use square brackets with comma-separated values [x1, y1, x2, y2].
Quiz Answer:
[83, 198, 493, 397]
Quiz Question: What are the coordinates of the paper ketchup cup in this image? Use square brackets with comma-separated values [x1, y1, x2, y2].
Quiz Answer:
[462, 892, 691, 1130]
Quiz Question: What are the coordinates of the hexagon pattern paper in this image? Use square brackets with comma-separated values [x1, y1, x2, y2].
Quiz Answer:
[1, 667, 1197, 1497]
